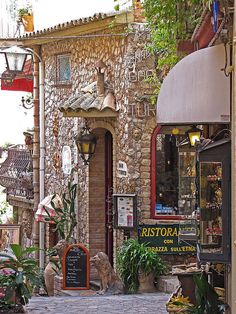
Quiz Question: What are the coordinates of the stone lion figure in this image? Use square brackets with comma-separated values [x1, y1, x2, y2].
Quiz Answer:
[53, 239, 68, 262]
[90, 252, 124, 295]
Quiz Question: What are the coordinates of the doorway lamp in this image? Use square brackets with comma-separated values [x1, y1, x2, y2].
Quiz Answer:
[186, 125, 202, 147]
[75, 120, 97, 165]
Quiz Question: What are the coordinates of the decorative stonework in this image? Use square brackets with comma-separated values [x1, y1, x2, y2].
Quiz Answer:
[42, 24, 156, 257]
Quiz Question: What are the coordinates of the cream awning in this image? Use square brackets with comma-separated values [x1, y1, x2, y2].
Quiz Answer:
[35, 194, 62, 223]
[156, 44, 230, 124]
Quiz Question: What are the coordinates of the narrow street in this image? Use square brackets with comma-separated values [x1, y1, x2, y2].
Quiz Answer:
[26, 293, 169, 314]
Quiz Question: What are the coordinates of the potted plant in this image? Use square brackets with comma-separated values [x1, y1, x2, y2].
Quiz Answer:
[117, 239, 167, 293]
[0, 244, 43, 313]
[186, 273, 228, 314]
[17, 6, 34, 32]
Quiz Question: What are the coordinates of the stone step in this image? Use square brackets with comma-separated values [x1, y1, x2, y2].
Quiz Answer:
[156, 275, 180, 294]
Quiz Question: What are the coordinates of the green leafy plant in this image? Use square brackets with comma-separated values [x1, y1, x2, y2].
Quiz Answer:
[17, 6, 33, 21]
[117, 238, 167, 293]
[44, 179, 77, 242]
[0, 244, 42, 311]
[186, 273, 227, 313]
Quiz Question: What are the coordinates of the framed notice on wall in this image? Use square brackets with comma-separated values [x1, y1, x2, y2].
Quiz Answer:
[113, 194, 137, 230]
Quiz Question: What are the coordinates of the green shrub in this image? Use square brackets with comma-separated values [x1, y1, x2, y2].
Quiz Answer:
[117, 238, 167, 293]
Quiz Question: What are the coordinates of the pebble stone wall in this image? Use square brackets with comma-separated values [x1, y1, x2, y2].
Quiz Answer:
[42, 23, 157, 255]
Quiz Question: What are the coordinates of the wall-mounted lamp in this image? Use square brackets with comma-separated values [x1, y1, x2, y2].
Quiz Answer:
[75, 121, 97, 165]
[0, 45, 30, 73]
[186, 125, 202, 147]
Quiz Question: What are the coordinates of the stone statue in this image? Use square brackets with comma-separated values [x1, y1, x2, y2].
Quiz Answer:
[90, 252, 124, 295]
[53, 239, 68, 263]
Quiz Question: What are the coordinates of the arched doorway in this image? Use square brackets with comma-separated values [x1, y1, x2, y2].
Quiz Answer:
[89, 128, 113, 278]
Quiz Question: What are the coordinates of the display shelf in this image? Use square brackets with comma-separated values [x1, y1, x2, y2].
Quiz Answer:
[178, 147, 196, 216]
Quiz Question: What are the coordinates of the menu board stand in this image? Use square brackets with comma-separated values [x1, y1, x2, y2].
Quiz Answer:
[62, 244, 90, 290]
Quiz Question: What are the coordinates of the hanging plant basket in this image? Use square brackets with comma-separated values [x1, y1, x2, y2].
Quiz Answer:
[22, 15, 34, 32]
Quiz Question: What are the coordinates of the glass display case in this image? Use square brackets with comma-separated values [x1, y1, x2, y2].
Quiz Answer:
[178, 148, 196, 215]
[199, 139, 230, 263]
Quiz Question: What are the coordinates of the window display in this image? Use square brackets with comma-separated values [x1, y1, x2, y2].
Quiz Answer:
[200, 162, 223, 254]
[178, 148, 196, 215]
[198, 139, 230, 263]
[154, 126, 197, 218]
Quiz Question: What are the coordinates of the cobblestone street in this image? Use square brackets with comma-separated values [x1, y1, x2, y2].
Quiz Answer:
[26, 293, 170, 314]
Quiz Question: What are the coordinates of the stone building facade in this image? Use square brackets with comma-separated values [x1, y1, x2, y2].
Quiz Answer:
[20, 10, 158, 277]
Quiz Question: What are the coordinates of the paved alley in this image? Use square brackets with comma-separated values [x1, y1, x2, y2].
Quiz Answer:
[26, 292, 170, 314]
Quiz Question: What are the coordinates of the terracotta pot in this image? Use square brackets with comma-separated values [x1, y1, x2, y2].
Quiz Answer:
[138, 271, 156, 293]
[44, 256, 59, 296]
[22, 15, 34, 32]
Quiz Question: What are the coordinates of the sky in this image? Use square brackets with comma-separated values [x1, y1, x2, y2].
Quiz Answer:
[33, 0, 130, 29]
[0, 0, 132, 146]
[0, 50, 33, 146]
[0, 90, 33, 146]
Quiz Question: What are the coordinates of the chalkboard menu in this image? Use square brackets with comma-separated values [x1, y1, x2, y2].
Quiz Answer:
[62, 244, 90, 290]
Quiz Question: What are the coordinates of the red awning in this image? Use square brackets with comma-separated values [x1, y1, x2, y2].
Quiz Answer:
[0, 59, 33, 92]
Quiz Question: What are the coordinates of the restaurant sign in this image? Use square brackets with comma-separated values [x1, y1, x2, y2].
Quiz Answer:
[138, 224, 197, 254]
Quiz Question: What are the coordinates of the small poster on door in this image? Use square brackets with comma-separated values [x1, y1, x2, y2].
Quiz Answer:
[113, 194, 137, 230]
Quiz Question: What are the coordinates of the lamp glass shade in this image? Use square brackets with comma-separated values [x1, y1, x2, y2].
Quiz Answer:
[3, 46, 28, 73]
[75, 128, 97, 164]
[186, 126, 202, 147]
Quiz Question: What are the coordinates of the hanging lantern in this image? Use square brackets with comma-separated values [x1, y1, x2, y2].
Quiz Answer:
[1, 46, 30, 73]
[75, 123, 97, 165]
[186, 125, 202, 147]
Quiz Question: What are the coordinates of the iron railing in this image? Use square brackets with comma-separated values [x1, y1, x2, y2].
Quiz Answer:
[0, 145, 33, 199]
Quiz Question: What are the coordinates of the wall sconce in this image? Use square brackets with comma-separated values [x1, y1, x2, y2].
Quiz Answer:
[186, 125, 202, 147]
[21, 94, 33, 109]
[0, 46, 30, 73]
[75, 121, 97, 165]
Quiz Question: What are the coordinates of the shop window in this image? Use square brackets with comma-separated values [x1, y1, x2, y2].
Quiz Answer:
[56, 54, 71, 84]
[151, 126, 197, 219]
